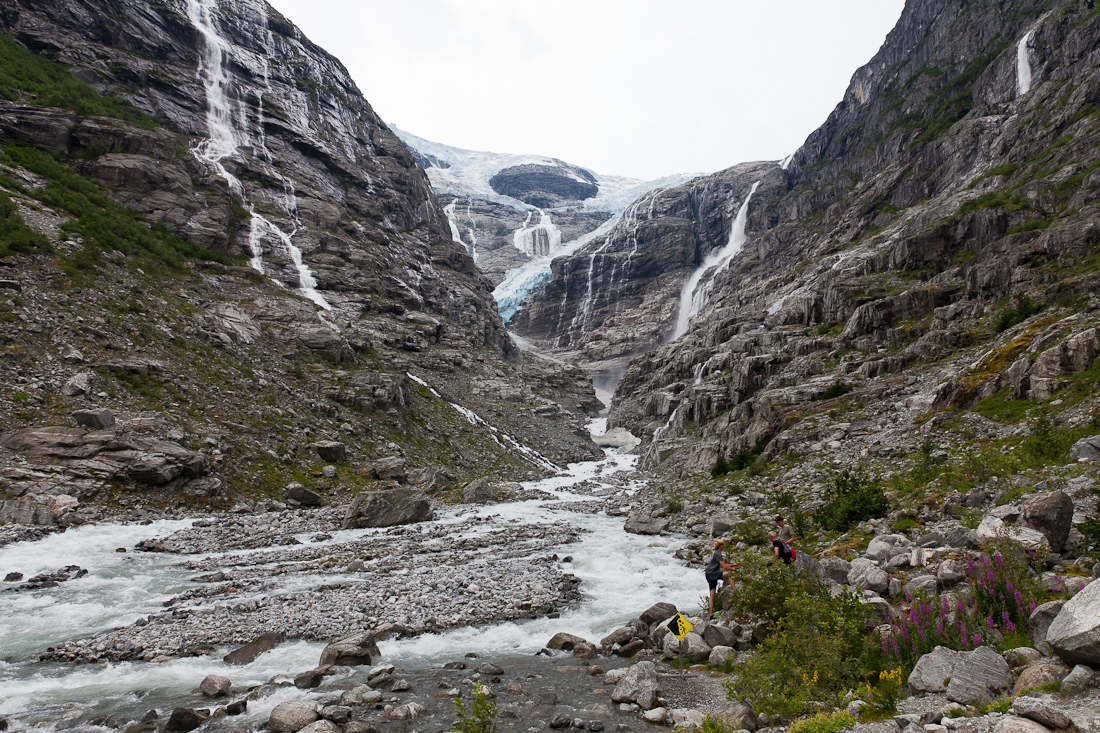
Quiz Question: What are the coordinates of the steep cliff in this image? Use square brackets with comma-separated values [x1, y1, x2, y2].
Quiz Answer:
[0, 0, 602, 526]
[518, 0, 1100, 477]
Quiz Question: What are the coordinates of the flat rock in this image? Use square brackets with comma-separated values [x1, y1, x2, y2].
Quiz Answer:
[992, 716, 1051, 733]
[223, 631, 285, 665]
[910, 646, 958, 694]
[945, 645, 1012, 703]
[1011, 695, 1073, 729]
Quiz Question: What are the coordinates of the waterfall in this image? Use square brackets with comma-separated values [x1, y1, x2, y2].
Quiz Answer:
[1016, 14, 1050, 98]
[512, 209, 562, 257]
[670, 181, 761, 341]
[442, 200, 478, 261]
[653, 405, 679, 441]
[185, 0, 330, 310]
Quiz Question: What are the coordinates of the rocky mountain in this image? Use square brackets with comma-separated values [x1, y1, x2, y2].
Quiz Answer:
[0, 0, 604, 527]
[512, 0, 1100, 479]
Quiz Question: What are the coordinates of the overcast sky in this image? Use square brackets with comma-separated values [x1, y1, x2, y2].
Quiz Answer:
[267, 0, 906, 181]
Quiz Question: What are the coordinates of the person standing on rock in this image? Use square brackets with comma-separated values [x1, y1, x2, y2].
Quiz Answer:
[705, 539, 737, 618]
[769, 530, 792, 565]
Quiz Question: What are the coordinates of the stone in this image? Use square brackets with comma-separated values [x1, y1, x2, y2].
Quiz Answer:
[937, 559, 966, 587]
[226, 700, 247, 716]
[573, 642, 598, 658]
[1047, 578, 1100, 665]
[848, 558, 890, 594]
[945, 527, 980, 550]
[905, 575, 938, 595]
[319, 631, 380, 666]
[1003, 648, 1042, 668]
[299, 722, 340, 733]
[1021, 491, 1075, 552]
[72, 408, 115, 429]
[286, 483, 323, 507]
[476, 663, 504, 675]
[639, 602, 677, 625]
[294, 669, 325, 689]
[1060, 664, 1094, 695]
[223, 632, 285, 665]
[945, 645, 1012, 703]
[977, 516, 1049, 550]
[867, 534, 911, 562]
[703, 624, 737, 648]
[309, 441, 347, 463]
[320, 706, 351, 724]
[1013, 659, 1070, 695]
[341, 487, 432, 529]
[708, 645, 735, 667]
[992, 717, 1050, 733]
[725, 701, 757, 731]
[909, 646, 958, 694]
[670, 710, 705, 729]
[624, 515, 669, 535]
[710, 514, 739, 536]
[164, 709, 204, 732]
[371, 457, 407, 482]
[1029, 601, 1067, 655]
[662, 632, 710, 663]
[269, 701, 319, 732]
[547, 632, 589, 651]
[1010, 696, 1073, 729]
[820, 557, 851, 585]
[611, 661, 660, 709]
[382, 702, 428, 721]
[1070, 435, 1100, 462]
[199, 674, 231, 697]
[593, 428, 640, 450]
[61, 372, 94, 397]
[461, 477, 497, 504]
[642, 708, 667, 724]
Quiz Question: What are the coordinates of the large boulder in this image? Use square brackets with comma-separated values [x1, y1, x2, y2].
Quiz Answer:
[611, 661, 659, 709]
[977, 516, 1049, 550]
[1013, 658, 1071, 695]
[461, 477, 497, 504]
[1020, 491, 1074, 553]
[909, 646, 958, 694]
[309, 441, 347, 464]
[1029, 600, 1066, 655]
[820, 557, 850, 585]
[1046, 577, 1100, 665]
[992, 717, 1054, 733]
[72, 408, 115, 429]
[268, 701, 319, 733]
[199, 674, 231, 697]
[319, 631, 380, 666]
[1070, 435, 1100, 462]
[662, 631, 711, 663]
[546, 632, 589, 651]
[848, 558, 890, 594]
[639, 602, 677, 625]
[624, 515, 669, 535]
[1010, 695, 1073, 729]
[946, 646, 1013, 703]
[866, 534, 911, 562]
[341, 487, 432, 529]
[223, 632, 286, 665]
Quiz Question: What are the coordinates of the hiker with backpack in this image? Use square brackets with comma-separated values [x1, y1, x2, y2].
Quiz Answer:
[769, 530, 794, 565]
[704, 539, 738, 618]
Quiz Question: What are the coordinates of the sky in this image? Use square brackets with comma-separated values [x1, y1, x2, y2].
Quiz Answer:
[267, 0, 906, 181]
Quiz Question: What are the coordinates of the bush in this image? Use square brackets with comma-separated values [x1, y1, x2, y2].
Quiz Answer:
[788, 711, 858, 733]
[816, 381, 854, 401]
[713, 439, 767, 477]
[453, 682, 497, 733]
[0, 190, 48, 257]
[994, 294, 1043, 332]
[814, 469, 890, 531]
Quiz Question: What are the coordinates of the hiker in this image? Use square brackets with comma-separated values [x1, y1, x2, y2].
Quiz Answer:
[769, 530, 793, 565]
[705, 539, 737, 617]
[774, 515, 794, 545]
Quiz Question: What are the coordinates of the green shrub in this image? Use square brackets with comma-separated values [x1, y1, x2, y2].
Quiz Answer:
[713, 439, 767, 477]
[0, 190, 48, 257]
[452, 682, 497, 733]
[815, 469, 890, 531]
[994, 294, 1043, 332]
[788, 711, 858, 733]
[817, 381, 854, 401]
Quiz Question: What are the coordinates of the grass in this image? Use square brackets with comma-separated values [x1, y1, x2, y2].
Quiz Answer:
[0, 190, 48, 257]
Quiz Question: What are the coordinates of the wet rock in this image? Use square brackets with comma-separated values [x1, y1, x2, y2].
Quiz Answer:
[300, 721, 341, 733]
[164, 708, 204, 733]
[383, 702, 428, 721]
[909, 646, 958, 694]
[341, 487, 432, 529]
[199, 674, 231, 697]
[223, 631, 285, 665]
[4, 572, 22, 582]
[476, 663, 504, 675]
[320, 706, 351, 724]
[294, 669, 326, 689]
[1021, 491, 1074, 552]
[1047, 578, 1100, 665]
[573, 642, 598, 659]
[623, 515, 668, 535]
[946, 646, 1012, 703]
[268, 701, 319, 732]
[462, 477, 498, 504]
[548, 632, 590, 651]
[639, 602, 677, 625]
[226, 700, 247, 716]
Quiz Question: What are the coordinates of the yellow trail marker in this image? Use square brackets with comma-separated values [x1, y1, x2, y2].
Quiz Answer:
[667, 613, 693, 640]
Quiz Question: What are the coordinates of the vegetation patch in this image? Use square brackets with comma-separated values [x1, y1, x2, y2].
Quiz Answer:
[814, 468, 890, 531]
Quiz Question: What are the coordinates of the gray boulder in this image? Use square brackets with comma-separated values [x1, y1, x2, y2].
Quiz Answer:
[945, 527, 980, 549]
[61, 372, 94, 397]
[793, 551, 823, 579]
[1070, 435, 1100, 462]
[708, 645, 735, 667]
[946, 645, 1013, 703]
[866, 534, 911, 562]
[992, 717, 1053, 733]
[383, 703, 429, 721]
[286, 483, 323, 507]
[710, 514, 739, 536]
[72, 408, 114, 429]
[937, 559, 967, 587]
[199, 674, 231, 697]
[820, 557, 850, 585]
[461, 477, 497, 504]
[1029, 600, 1067, 655]
[309, 441, 347, 464]
[909, 646, 958, 694]
[341, 487, 432, 529]
[639, 602, 677, 625]
[624, 515, 669, 535]
[703, 624, 737, 648]
[611, 661, 659, 709]
[1011, 695, 1073, 729]
[547, 632, 589, 650]
[662, 631, 710, 662]
[1047, 578, 1100, 665]
[371, 457, 406, 482]
[319, 631, 380, 666]
[1060, 664, 1094, 695]
[1021, 491, 1075, 552]
[268, 701, 319, 733]
[848, 558, 890, 594]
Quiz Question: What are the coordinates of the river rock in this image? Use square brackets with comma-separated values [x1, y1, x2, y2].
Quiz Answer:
[383, 702, 428, 721]
[623, 514, 668, 535]
[945, 646, 1012, 703]
[319, 631, 380, 666]
[639, 602, 677, 625]
[199, 674, 231, 697]
[547, 632, 589, 650]
[909, 646, 958, 694]
[1047, 578, 1100, 665]
[642, 708, 667, 724]
[223, 631, 286, 665]
[1011, 695, 1073, 729]
[164, 708, 204, 732]
[461, 477, 497, 504]
[1014, 659, 1071, 694]
[299, 722, 340, 733]
[611, 661, 659, 709]
[573, 641, 598, 658]
[269, 701, 319, 732]
[992, 717, 1052, 733]
[341, 487, 432, 529]
[1060, 664, 1094, 695]
[1021, 491, 1074, 552]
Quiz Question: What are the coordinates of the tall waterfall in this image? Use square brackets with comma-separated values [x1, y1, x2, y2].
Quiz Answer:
[670, 181, 761, 341]
[1016, 14, 1050, 98]
[513, 209, 562, 257]
[185, 0, 330, 310]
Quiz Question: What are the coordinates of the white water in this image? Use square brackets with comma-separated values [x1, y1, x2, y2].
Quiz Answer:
[512, 209, 562, 258]
[185, 0, 330, 310]
[1016, 29, 1035, 97]
[652, 405, 680, 442]
[670, 181, 761, 341]
[0, 422, 700, 729]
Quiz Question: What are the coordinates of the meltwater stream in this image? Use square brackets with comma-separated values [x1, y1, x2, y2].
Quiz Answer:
[0, 427, 699, 731]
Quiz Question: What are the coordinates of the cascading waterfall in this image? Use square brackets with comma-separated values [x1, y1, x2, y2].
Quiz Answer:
[512, 209, 562, 257]
[652, 405, 679, 441]
[1016, 13, 1050, 98]
[185, 0, 330, 310]
[442, 200, 478, 261]
[670, 181, 761, 341]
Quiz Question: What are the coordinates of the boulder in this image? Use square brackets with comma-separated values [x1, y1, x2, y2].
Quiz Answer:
[299, 722, 340, 733]
[1047, 578, 1100, 665]
[371, 457, 407, 482]
[61, 372, 94, 397]
[1003, 647, 1042, 668]
[199, 674, 231, 697]
[708, 645, 735, 667]
[703, 624, 737, 648]
[909, 646, 958, 694]
[848, 558, 890, 594]
[341, 487, 432, 529]
[1029, 600, 1067, 655]
[223, 631, 285, 665]
[546, 632, 589, 651]
[164, 709, 204, 733]
[593, 428, 640, 449]
[383, 702, 429, 721]
[642, 708, 667, 724]
[286, 483, 323, 507]
[1010, 695, 1073, 729]
[639, 602, 677, 625]
[662, 631, 710, 663]
[611, 661, 659, 709]
[572, 642, 598, 659]
[72, 408, 115, 429]
[710, 514, 739, 536]
[461, 477, 497, 504]
[945, 527, 980, 550]
[1060, 664, 1094, 695]
[1021, 491, 1074, 552]
[268, 701, 319, 732]
[1014, 659, 1071, 695]
[726, 701, 757, 732]
[319, 631, 380, 666]
[992, 717, 1053, 733]
[624, 515, 669, 535]
[309, 441, 347, 464]
[1070, 435, 1100, 462]
[977, 516, 1049, 550]
[937, 559, 967, 587]
[945, 646, 1012, 703]
[793, 551, 823, 579]
[866, 534, 911, 561]
[820, 556, 850, 585]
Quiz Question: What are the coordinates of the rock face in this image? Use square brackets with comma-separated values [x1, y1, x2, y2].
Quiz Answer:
[341, 488, 433, 529]
[1046, 578, 1100, 665]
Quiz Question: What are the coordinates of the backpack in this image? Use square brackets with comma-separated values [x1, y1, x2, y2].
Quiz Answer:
[784, 542, 797, 561]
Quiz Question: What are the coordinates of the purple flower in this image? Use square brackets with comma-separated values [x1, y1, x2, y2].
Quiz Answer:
[986, 616, 995, 629]
[1007, 620, 1016, 632]
[967, 558, 975, 574]
[994, 552, 1003, 568]
[973, 633, 982, 646]
[1030, 601, 1037, 613]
